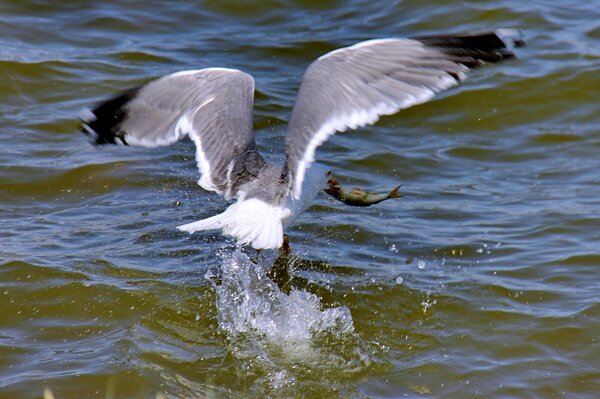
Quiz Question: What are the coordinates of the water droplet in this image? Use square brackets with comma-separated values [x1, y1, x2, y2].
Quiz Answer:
[417, 260, 426, 269]
[395, 276, 403, 284]
[195, 314, 200, 321]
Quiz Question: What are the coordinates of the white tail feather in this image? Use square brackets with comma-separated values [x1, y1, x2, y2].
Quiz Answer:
[177, 199, 290, 250]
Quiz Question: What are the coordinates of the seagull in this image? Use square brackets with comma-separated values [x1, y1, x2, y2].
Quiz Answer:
[80, 29, 524, 250]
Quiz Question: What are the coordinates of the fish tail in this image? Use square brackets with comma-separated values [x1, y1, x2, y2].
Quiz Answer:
[387, 185, 403, 199]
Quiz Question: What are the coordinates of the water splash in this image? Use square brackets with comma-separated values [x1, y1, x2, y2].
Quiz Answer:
[210, 249, 354, 345]
[206, 248, 371, 393]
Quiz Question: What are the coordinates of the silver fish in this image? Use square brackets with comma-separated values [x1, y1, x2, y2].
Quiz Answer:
[324, 176, 402, 207]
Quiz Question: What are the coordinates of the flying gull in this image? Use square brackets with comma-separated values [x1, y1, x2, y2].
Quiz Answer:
[80, 29, 524, 250]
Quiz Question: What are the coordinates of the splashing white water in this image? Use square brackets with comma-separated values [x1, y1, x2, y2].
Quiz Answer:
[209, 249, 354, 347]
[202, 249, 374, 394]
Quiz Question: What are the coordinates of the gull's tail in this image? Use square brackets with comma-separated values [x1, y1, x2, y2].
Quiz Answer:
[177, 198, 290, 250]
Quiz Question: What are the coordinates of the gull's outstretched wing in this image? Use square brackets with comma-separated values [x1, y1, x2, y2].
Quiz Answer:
[284, 29, 524, 199]
[80, 68, 263, 198]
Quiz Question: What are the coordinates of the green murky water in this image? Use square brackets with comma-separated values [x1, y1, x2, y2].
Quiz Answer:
[1, 1, 599, 398]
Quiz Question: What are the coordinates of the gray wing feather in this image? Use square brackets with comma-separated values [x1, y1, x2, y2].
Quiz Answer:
[284, 31, 520, 199]
[84, 68, 258, 197]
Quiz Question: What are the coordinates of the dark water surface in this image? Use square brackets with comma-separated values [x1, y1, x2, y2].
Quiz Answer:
[1, 1, 599, 398]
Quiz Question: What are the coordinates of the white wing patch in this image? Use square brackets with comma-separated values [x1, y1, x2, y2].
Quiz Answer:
[176, 97, 219, 193]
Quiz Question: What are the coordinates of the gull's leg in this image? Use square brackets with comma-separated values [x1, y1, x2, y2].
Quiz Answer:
[279, 234, 291, 258]
[324, 173, 402, 207]
[269, 237, 292, 293]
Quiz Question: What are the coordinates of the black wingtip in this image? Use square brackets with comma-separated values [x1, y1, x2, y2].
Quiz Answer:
[78, 86, 140, 145]
[414, 29, 525, 65]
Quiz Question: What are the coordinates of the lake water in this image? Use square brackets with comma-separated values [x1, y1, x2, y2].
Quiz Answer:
[1, 1, 599, 398]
